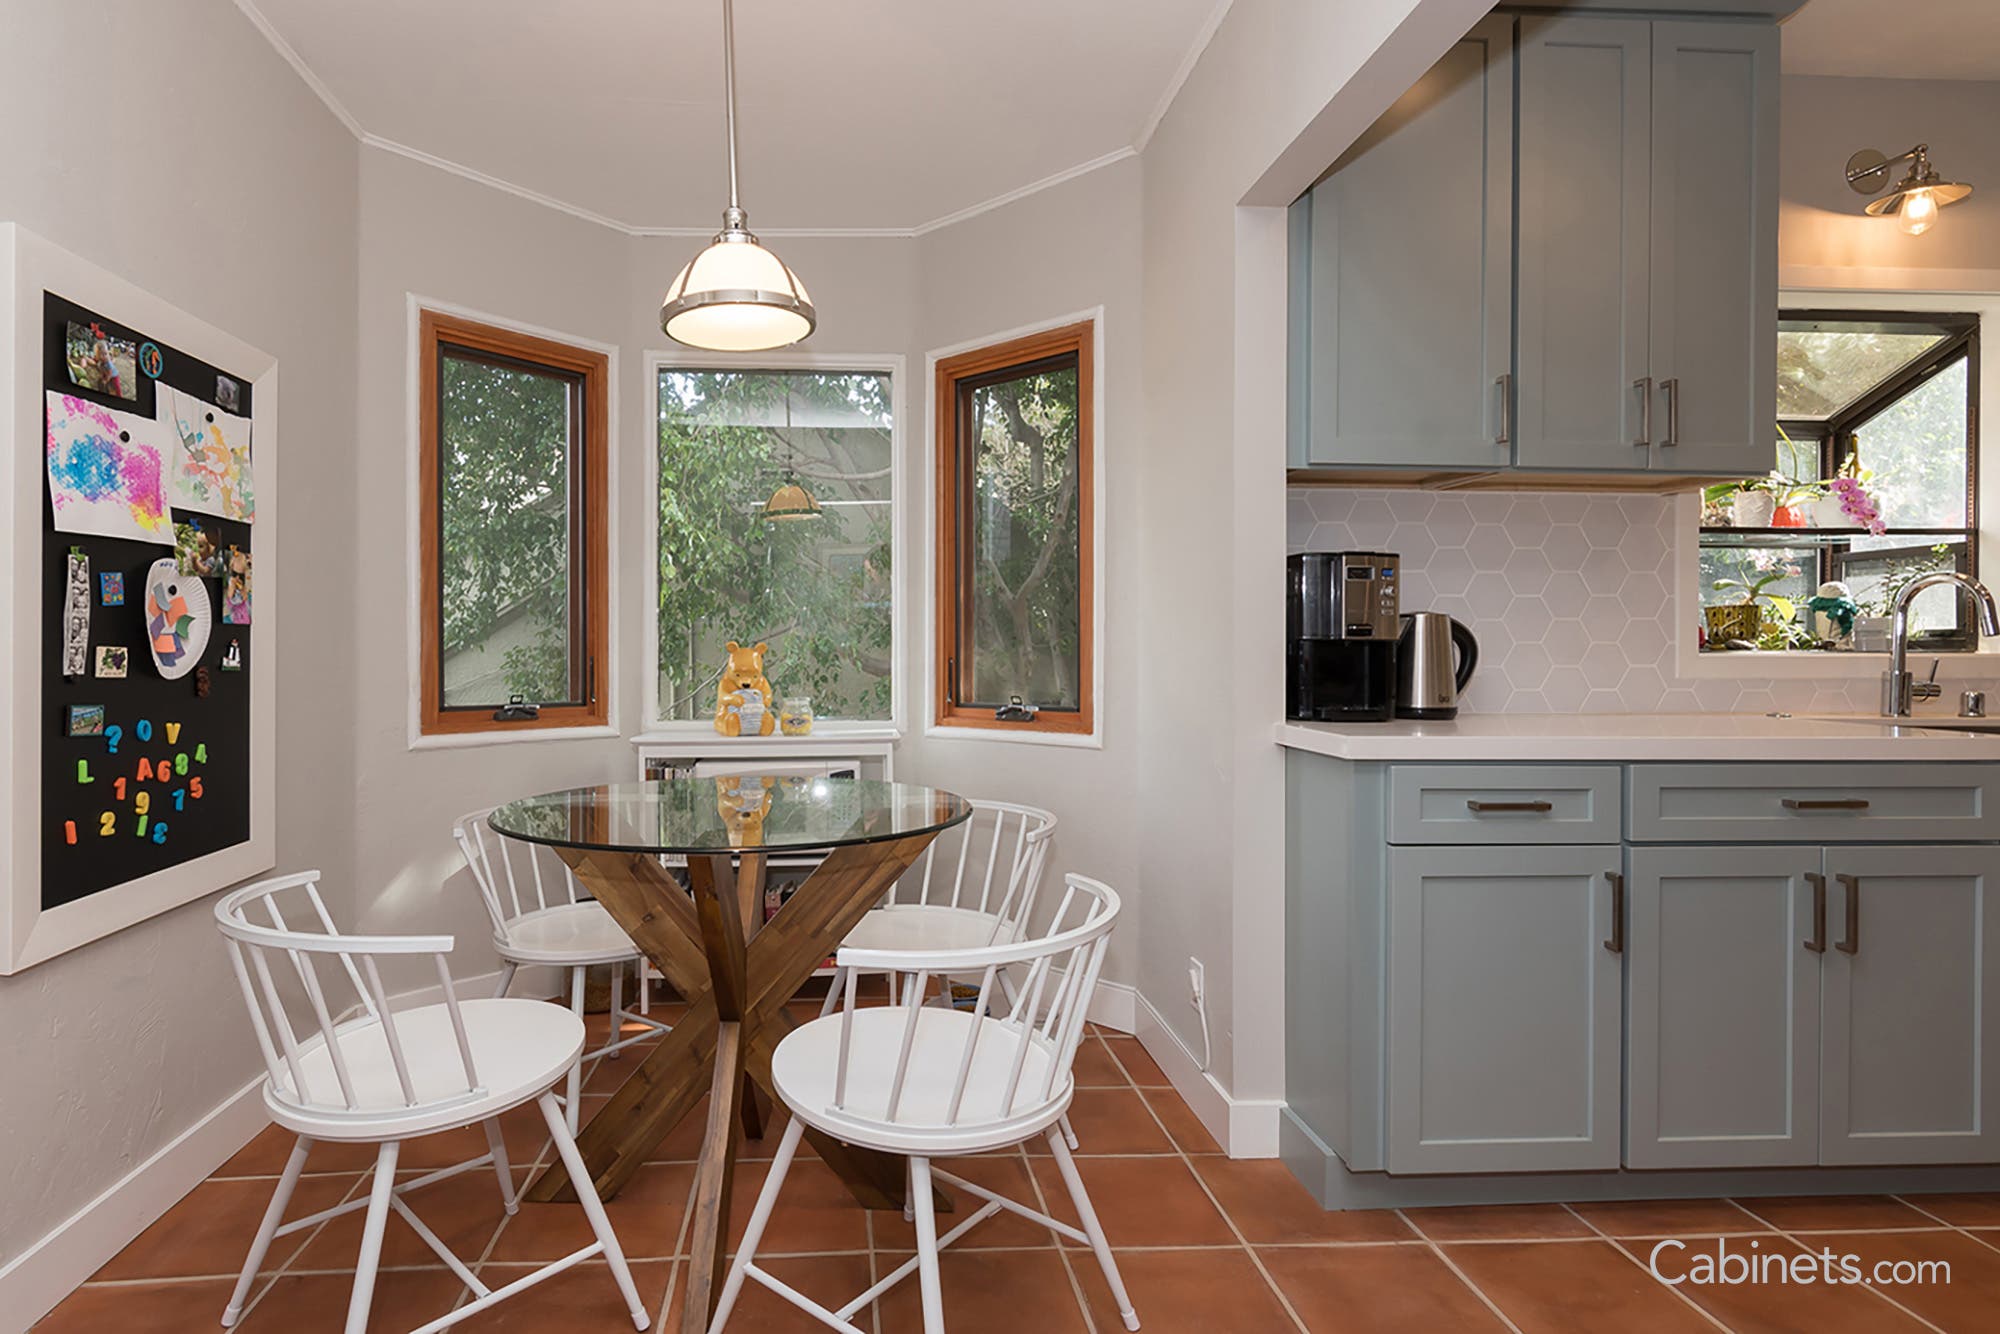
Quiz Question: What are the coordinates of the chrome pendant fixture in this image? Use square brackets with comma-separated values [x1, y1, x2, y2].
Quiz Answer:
[1846, 143, 1973, 237]
[660, 0, 816, 351]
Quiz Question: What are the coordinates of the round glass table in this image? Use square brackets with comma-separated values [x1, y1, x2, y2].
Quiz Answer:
[490, 777, 971, 1332]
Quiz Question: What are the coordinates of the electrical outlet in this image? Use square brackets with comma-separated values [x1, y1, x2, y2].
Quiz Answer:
[1187, 956, 1205, 1009]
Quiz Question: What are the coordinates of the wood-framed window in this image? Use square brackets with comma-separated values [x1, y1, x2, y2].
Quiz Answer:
[417, 309, 608, 735]
[934, 321, 1095, 735]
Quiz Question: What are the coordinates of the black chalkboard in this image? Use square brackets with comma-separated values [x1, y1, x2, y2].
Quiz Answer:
[41, 292, 253, 910]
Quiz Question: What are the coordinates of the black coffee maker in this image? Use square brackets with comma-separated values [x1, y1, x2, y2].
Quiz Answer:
[1286, 551, 1400, 722]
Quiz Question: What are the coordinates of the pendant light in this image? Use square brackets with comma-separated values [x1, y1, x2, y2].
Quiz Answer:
[762, 379, 822, 522]
[660, 0, 817, 351]
[1845, 144, 1973, 238]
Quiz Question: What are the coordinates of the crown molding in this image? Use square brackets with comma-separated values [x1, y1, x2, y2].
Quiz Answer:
[238, 0, 1227, 238]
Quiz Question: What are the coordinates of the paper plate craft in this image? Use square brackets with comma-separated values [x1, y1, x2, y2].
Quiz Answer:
[95, 645, 129, 679]
[45, 391, 171, 543]
[142, 556, 213, 680]
[166, 386, 254, 523]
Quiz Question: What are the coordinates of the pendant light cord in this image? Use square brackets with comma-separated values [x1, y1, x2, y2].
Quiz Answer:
[721, 0, 741, 212]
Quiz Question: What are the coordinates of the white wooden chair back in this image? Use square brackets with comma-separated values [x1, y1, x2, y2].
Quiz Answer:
[891, 800, 1055, 940]
[453, 806, 588, 944]
[824, 873, 1119, 1138]
[215, 870, 484, 1122]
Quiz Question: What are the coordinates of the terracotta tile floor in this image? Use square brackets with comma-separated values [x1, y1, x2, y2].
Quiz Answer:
[35, 1011, 2000, 1333]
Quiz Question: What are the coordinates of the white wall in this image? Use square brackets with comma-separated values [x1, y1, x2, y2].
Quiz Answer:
[0, 0, 359, 1267]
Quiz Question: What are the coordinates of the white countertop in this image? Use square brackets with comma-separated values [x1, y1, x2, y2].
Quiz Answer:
[1275, 713, 2000, 762]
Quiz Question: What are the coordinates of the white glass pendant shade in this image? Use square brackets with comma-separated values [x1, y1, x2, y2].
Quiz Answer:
[661, 229, 816, 352]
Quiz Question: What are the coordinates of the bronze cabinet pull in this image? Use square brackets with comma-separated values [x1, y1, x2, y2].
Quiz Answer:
[1465, 799, 1554, 814]
[1633, 376, 1653, 448]
[1494, 374, 1512, 446]
[1804, 872, 1827, 953]
[1835, 873, 1861, 954]
[1782, 797, 1871, 812]
[1604, 871, 1625, 954]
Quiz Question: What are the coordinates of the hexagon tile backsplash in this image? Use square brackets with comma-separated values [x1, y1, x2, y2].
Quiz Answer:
[1287, 487, 1983, 716]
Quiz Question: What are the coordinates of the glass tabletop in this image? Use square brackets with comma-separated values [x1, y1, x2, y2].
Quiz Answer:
[489, 777, 971, 855]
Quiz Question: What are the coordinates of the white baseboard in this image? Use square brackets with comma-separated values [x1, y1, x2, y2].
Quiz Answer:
[1, 965, 511, 1332]
[1086, 978, 1138, 1034]
[1132, 990, 1283, 1159]
[0, 1071, 268, 1332]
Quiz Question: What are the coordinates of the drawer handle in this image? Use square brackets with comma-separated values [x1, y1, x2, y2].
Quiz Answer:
[1781, 797, 1871, 812]
[1465, 799, 1554, 814]
[1804, 872, 1827, 954]
[1835, 873, 1861, 955]
[1603, 870, 1625, 954]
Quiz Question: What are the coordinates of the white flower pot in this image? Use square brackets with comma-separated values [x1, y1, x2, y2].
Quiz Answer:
[1730, 491, 1776, 528]
[1810, 495, 1850, 529]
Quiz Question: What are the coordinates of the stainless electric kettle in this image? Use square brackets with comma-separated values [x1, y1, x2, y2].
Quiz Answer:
[1396, 612, 1478, 719]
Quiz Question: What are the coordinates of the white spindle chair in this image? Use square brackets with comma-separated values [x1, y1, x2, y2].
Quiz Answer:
[711, 874, 1139, 1334]
[214, 871, 649, 1334]
[453, 808, 670, 1133]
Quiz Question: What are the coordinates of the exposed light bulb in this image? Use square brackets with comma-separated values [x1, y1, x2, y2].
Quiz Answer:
[1899, 188, 1939, 236]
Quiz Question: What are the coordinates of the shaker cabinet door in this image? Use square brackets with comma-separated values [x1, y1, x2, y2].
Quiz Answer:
[1624, 846, 1820, 1169]
[1513, 16, 1652, 472]
[1290, 16, 1514, 469]
[1386, 845, 1623, 1173]
[1820, 846, 2000, 1165]
[1646, 19, 1778, 475]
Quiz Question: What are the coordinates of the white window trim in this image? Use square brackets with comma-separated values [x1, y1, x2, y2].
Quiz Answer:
[1675, 286, 2000, 682]
[403, 293, 620, 751]
[643, 349, 908, 737]
[923, 308, 1108, 750]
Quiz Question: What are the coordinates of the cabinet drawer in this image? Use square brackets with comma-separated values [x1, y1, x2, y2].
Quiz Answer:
[1629, 764, 2000, 843]
[1388, 765, 1622, 845]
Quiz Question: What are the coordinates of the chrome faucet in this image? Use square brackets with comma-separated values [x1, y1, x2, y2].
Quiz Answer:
[1882, 571, 2000, 716]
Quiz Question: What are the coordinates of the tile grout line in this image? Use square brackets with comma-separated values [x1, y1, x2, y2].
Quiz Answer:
[1892, 1193, 2000, 1257]
[1103, 1035, 1309, 1334]
[1557, 1202, 1733, 1334]
[1393, 1209, 1527, 1334]
[1726, 1200, 1951, 1334]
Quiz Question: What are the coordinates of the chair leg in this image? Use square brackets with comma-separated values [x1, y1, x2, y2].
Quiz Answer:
[1048, 1130, 1138, 1331]
[540, 1092, 649, 1331]
[1061, 1115, 1080, 1151]
[709, 1118, 805, 1334]
[909, 1155, 947, 1334]
[566, 966, 586, 1135]
[344, 1140, 400, 1334]
[818, 966, 844, 1018]
[221, 1133, 311, 1327]
[482, 1117, 517, 1215]
[640, 961, 651, 1015]
[492, 961, 518, 999]
[607, 962, 625, 1061]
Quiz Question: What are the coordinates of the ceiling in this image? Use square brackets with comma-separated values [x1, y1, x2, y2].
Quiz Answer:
[242, 0, 1223, 234]
[1783, 0, 2000, 81]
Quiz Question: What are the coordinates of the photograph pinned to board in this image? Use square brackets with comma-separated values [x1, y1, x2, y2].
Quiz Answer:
[222, 546, 251, 625]
[98, 570, 124, 606]
[94, 645, 129, 679]
[63, 321, 138, 402]
[215, 373, 240, 413]
[65, 704, 107, 738]
[45, 392, 171, 544]
[62, 549, 90, 677]
[172, 517, 226, 578]
[164, 385, 253, 523]
[143, 556, 212, 680]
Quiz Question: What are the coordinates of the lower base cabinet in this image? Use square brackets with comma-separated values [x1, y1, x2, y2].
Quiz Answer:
[1386, 845, 1623, 1174]
[1629, 844, 2000, 1170]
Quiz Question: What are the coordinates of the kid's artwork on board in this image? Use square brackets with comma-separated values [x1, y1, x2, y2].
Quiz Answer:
[165, 385, 254, 523]
[143, 556, 212, 681]
[64, 320, 138, 401]
[45, 391, 171, 543]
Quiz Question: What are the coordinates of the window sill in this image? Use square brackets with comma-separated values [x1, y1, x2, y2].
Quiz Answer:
[632, 725, 902, 746]
[407, 723, 622, 753]
[1676, 643, 1998, 681]
[923, 722, 1104, 751]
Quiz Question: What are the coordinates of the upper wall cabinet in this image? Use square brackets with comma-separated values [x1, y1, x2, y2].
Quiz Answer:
[1289, 11, 1778, 481]
[1288, 16, 1514, 471]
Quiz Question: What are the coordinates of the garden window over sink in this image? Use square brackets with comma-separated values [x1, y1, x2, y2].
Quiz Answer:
[1698, 310, 1979, 653]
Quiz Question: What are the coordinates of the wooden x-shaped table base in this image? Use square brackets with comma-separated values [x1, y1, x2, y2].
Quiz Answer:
[522, 833, 946, 1333]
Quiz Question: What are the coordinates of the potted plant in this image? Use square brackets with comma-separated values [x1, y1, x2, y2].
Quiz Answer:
[1813, 454, 1889, 533]
[1727, 478, 1777, 528]
[1705, 554, 1801, 646]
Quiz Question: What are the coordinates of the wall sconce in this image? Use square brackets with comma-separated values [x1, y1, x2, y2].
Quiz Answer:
[1845, 144, 1972, 236]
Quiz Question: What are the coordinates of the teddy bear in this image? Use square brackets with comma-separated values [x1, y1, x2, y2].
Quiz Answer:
[713, 640, 778, 736]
